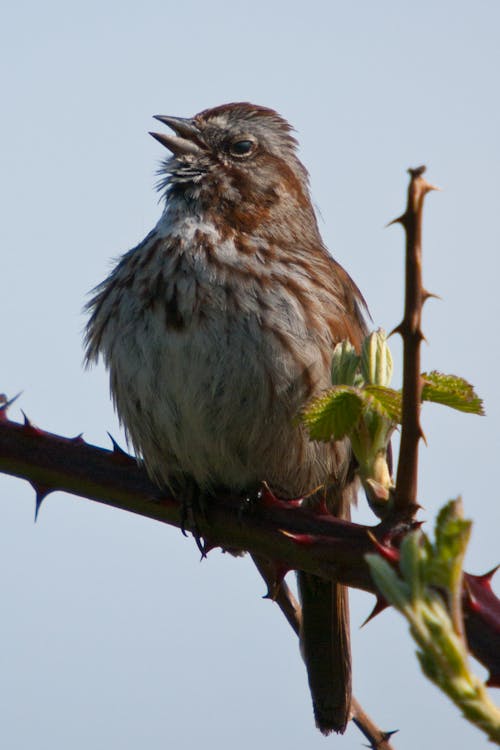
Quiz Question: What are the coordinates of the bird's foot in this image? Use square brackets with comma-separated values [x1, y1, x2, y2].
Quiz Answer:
[178, 480, 210, 557]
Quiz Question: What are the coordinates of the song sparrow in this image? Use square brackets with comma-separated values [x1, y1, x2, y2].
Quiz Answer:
[85, 103, 367, 734]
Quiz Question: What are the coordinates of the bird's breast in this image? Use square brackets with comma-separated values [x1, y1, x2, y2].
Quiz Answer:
[92, 213, 338, 492]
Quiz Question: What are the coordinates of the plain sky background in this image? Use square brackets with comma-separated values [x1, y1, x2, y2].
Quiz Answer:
[1, 2, 499, 748]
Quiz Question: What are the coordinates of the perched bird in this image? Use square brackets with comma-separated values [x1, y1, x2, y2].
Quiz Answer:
[85, 103, 367, 734]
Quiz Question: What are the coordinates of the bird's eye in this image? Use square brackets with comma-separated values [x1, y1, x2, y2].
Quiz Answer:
[229, 138, 257, 157]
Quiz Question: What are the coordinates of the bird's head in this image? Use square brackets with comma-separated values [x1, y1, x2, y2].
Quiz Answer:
[152, 103, 316, 233]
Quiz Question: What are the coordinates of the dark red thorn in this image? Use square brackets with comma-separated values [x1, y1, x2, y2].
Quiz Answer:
[279, 529, 315, 545]
[472, 565, 500, 589]
[70, 433, 86, 445]
[361, 595, 390, 627]
[21, 411, 43, 436]
[261, 561, 292, 600]
[31, 483, 53, 522]
[259, 482, 302, 509]
[486, 674, 500, 688]
[464, 572, 500, 626]
[367, 532, 400, 563]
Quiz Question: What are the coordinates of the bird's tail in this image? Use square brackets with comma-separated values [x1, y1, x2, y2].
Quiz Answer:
[297, 476, 354, 734]
[297, 571, 352, 734]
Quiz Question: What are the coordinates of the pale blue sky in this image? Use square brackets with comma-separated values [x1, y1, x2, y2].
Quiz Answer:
[1, 2, 499, 748]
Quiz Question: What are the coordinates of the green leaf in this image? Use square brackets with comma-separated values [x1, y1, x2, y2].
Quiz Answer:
[422, 371, 485, 415]
[364, 385, 403, 423]
[302, 386, 365, 441]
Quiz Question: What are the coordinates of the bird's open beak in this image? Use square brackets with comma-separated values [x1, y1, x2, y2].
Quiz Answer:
[150, 115, 203, 156]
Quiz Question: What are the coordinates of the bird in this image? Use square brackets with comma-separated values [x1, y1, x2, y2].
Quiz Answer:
[85, 102, 367, 734]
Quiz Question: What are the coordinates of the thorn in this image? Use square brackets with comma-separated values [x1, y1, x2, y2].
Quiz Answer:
[422, 289, 441, 303]
[367, 531, 400, 563]
[382, 729, 400, 741]
[35, 496, 44, 521]
[108, 431, 127, 454]
[361, 594, 389, 627]
[389, 322, 404, 338]
[70, 433, 86, 444]
[21, 411, 43, 435]
[259, 482, 302, 509]
[280, 529, 315, 545]
[258, 483, 282, 508]
[386, 213, 407, 228]
[473, 565, 500, 587]
[31, 483, 53, 521]
[107, 432, 135, 464]
[423, 181, 442, 194]
[463, 570, 500, 626]
[0, 392, 22, 420]
[261, 562, 292, 600]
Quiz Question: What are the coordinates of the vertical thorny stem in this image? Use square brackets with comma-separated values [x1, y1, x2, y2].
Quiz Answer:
[391, 166, 438, 521]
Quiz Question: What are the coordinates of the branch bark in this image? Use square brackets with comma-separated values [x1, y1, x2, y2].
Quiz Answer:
[390, 166, 438, 521]
[1, 410, 498, 687]
[0, 410, 378, 591]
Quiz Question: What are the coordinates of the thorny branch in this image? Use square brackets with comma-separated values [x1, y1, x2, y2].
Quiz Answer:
[0, 409, 377, 591]
[0, 408, 499, 697]
[390, 166, 438, 521]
